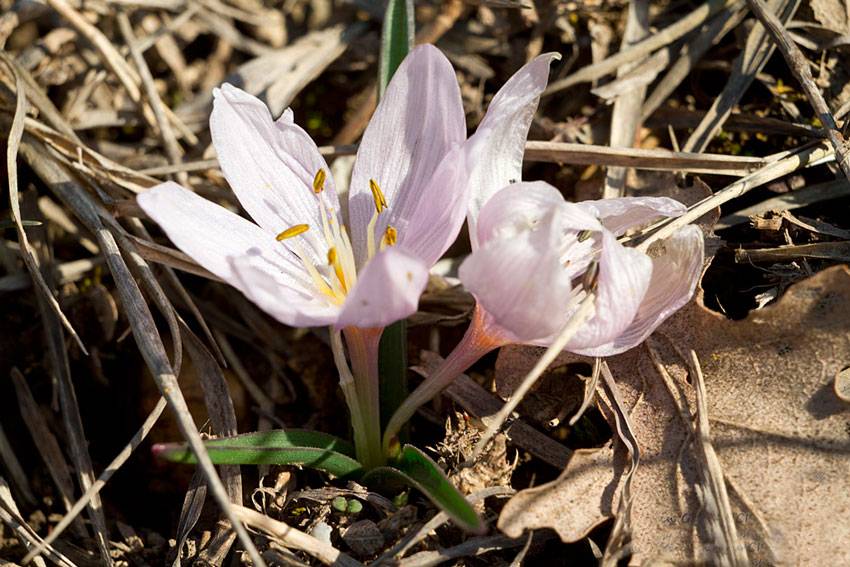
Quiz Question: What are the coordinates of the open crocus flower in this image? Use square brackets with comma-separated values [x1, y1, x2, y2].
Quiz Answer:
[137, 45, 478, 331]
[384, 182, 703, 448]
[139, 44, 560, 467]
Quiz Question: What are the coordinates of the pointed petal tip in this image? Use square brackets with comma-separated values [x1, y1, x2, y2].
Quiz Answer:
[335, 248, 429, 329]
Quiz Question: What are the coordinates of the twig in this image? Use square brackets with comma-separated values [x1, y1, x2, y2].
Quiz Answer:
[567, 357, 601, 426]
[22, 398, 168, 564]
[604, 0, 650, 199]
[524, 141, 764, 175]
[375, 486, 514, 564]
[544, 0, 736, 96]
[1, 55, 87, 352]
[688, 351, 749, 567]
[682, 0, 800, 154]
[0, 479, 68, 567]
[470, 295, 596, 461]
[635, 141, 833, 250]
[11, 369, 89, 540]
[734, 242, 850, 263]
[642, 7, 745, 121]
[232, 505, 362, 567]
[717, 178, 850, 229]
[137, 142, 765, 178]
[441, 370, 573, 469]
[117, 12, 187, 185]
[598, 363, 640, 566]
[745, 0, 850, 179]
[398, 535, 523, 567]
[45, 0, 196, 143]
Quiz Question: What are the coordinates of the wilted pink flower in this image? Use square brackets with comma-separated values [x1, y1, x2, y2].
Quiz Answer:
[138, 45, 480, 330]
[460, 181, 704, 356]
[385, 182, 703, 447]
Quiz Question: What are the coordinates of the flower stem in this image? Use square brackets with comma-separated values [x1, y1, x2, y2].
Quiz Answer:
[471, 293, 596, 459]
[329, 330, 371, 466]
[343, 326, 385, 468]
[382, 305, 506, 454]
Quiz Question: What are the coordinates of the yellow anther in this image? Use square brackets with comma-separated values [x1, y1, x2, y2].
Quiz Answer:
[382, 225, 398, 247]
[313, 169, 327, 193]
[369, 179, 387, 213]
[276, 224, 310, 241]
[327, 246, 348, 292]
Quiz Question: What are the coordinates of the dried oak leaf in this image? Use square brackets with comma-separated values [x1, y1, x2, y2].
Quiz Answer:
[811, 0, 849, 34]
[497, 266, 850, 565]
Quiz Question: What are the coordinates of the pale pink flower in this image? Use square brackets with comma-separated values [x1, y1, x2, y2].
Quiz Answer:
[138, 45, 477, 330]
[460, 181, 704, 356]
[384, 183, 703, 448]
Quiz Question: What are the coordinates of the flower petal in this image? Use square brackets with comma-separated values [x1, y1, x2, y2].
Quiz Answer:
[210, 84, 338, 265]
[336, 247, 429, 329]
[465, 53, 559, 247]
[348, 45, 465, 266]
[229, 254, 341, 328]
[137, 182, 312, 291]
[460, 209, 573, 343]
[391, 143, 469, 266]
[476, 181, 601, 246]
[577, 196, 686, 236]
[565, 230, 652, 353]
[579, 225, 704, 356]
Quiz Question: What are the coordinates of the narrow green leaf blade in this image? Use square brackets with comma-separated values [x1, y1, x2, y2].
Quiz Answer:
[153, 430, 363, 478]
[378, 0, 414, 95]
[202, 429, 356, 457]
[379, 320, 408, 435]
[363, 445, 484, 533]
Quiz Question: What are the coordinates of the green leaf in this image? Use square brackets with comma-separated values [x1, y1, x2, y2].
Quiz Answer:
[205, 429, 356, 456]
[363, 445, 484, 533]
[379, 320, 408, 436]
[154, 429, 363, 479]
[378, 0, 414, 95]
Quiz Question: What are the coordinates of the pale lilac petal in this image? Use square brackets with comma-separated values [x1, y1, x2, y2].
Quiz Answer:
[565, 231, 652, 353]
[579, 225, 704, 356]
[137, 182, 312, 293]
[476, 182, 601, 247]
[465, 53, 559, 246]
[210, 84, 338, 265]
[577, 196, 686, 236]
[336, 248, 429, 329]
[228, 254, 341, 328]
[392, 143, 468, 266]
[460, 209, 573, 343]
[349, 45, 465, 266]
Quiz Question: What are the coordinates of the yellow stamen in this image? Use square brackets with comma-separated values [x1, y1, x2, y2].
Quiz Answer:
[313, 169, 327, 193]
[276, 224, 310, 241]
[327, 246, 348, 292]
[369, 179, 387, 213]
[382, 225, 397, 247]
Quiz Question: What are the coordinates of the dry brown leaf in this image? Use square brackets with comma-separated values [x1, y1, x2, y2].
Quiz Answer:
[810, 0, 849, 34]
[495, 266, 850, 565]
[499, 445, 621, 542]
